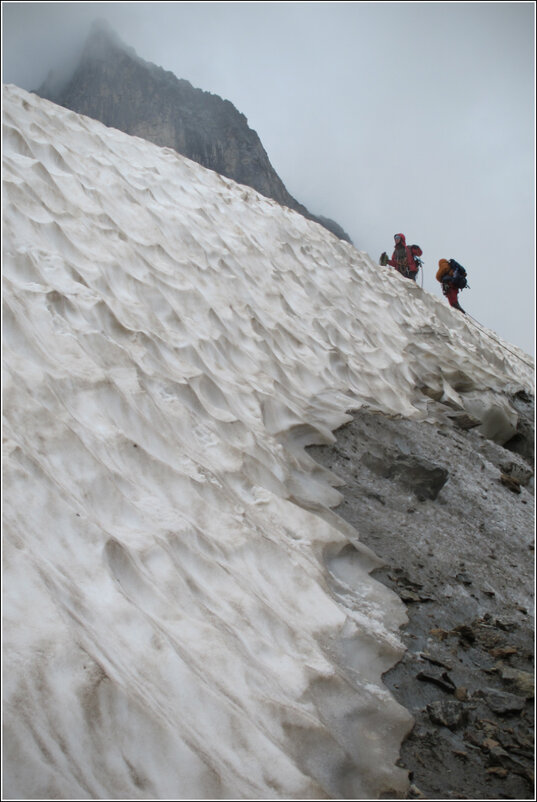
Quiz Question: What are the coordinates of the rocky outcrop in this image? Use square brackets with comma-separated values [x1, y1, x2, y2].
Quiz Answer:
[35, 21, 351, 243]
[308, 402, 535, 800]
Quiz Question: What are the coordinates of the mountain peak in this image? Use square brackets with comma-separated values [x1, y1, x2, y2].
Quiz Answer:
[83, 18, 122, 54]
[35, 25, 352, 243]
[81, 18, 139, 64]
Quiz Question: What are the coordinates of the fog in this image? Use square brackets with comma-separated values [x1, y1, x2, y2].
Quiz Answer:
[2, 1, 535, 355]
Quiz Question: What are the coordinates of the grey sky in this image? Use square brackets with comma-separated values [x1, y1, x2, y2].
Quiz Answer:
[2, 2, 535, 356]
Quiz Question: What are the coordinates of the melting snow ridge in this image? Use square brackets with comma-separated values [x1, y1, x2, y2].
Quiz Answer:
[2, 84, 533, 800]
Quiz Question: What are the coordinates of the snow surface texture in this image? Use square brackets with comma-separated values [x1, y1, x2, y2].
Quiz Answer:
[2, 84, 534, 800]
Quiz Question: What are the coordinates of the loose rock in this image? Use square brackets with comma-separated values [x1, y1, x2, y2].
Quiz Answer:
[417, 669, 456, 694]
[500, 473, 522, 493]
[479, 688, 527, 715]
[496, 665, 535, 699]
[426, 700, 468, 730]
[486, 767, 509, 778]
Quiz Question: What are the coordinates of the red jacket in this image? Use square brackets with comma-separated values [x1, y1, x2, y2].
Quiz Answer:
[388, 233, 422, 276]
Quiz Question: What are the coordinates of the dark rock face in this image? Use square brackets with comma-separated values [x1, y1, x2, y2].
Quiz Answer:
[35, 21, 351, 244]
[504, 390, 535, 463]
[362, 451, 449, 501]
[308, 404, 535, 800]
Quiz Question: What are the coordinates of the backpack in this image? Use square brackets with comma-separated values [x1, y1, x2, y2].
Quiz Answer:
[410, 244, 423, 273]
[449, 259, 468, 289]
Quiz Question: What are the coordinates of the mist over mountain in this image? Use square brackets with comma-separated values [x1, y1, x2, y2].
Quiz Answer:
[35, 20, 351, 244]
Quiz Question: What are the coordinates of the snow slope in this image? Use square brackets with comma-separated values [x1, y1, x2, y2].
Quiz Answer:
[2, 84, 533, 800]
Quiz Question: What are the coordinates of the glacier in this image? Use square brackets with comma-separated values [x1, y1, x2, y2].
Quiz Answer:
[2, 83, 533, 800]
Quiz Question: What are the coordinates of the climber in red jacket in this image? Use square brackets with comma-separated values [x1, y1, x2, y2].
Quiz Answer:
[380, 233, 423, 281]
[436, 259, 466, 313]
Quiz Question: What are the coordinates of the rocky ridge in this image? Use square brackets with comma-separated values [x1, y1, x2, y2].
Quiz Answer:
[35, 20, 351, 244]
